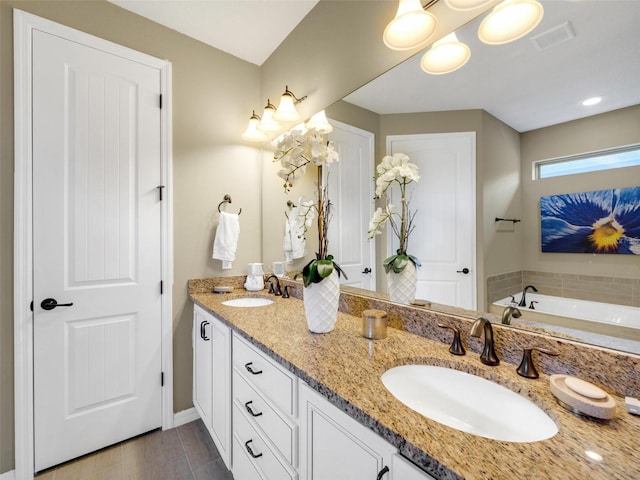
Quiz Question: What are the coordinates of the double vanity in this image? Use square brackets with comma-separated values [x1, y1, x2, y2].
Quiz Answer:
[189, 277, 640, 480]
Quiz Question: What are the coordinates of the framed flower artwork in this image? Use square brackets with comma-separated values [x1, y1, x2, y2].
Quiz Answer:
[540, 186, 640, 254]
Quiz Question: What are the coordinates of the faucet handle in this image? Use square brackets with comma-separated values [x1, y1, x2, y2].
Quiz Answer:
[517, 347, 559, 379]
[437, 324, 466, 356]
[282, 285, 290, 298]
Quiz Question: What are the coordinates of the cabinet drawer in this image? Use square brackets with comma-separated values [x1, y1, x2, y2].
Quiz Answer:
[233, 404, 296, 480]
[233, 334, 296, 416]
[234, 370, 297, 466]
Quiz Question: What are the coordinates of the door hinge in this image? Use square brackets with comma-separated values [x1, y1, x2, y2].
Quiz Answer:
[157, 185, 165, 201]
[160, 280, 164, 295]
[159, 94, 163, 109]
[161, 372, 164, 387]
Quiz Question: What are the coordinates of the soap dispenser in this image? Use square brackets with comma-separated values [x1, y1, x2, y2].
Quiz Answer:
[244, 263, 265, 291]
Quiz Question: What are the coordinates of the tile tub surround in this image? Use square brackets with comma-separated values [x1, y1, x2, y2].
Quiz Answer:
[189, 279, 640, 480]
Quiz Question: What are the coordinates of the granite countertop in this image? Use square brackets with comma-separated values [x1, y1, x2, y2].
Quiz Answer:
[189, 284, 640, 480]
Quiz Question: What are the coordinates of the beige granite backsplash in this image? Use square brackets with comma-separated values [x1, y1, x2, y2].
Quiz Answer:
[188, 277, 640, 398]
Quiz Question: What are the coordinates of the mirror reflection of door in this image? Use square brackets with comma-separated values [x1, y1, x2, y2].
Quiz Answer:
[387, 133, 477, 309]
[326, 121, 376, 291]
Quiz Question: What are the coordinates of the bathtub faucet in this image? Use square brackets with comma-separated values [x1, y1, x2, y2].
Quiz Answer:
[518, 285, 538, 307]
[502, 306, 522, 325]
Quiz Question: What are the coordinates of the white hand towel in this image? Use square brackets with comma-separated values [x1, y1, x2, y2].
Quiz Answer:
[212, 211, 240, 269]
[284, 200, 307, 262]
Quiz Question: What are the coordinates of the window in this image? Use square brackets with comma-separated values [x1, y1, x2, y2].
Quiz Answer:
[535, 144, 640, 179]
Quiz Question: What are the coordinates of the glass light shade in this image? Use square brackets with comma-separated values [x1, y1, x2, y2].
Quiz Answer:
[478, 0, 544, 45]
[257, 101, 281, 132]
[305, 110, 333, 134]
[273, 92, 301, 122]
[383, 0, 437, 51]
[420, 33, 471, 75]
[241, 111, 268, 142]
[445, 0, 494, 10]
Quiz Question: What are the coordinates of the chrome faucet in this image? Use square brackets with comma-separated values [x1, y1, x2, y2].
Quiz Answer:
[501, 306, 522, 325]
[518, 285, 538, 307]
[470, 317, 500, 366]
[265, 275, 282, 296]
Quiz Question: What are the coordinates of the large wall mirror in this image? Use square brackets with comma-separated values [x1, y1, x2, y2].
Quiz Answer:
[262, 1, 640, 354]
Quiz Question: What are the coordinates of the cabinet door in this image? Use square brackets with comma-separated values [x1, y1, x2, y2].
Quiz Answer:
[211, 314, 232, 469]
[193, 306, 212, 430]
[391, 454, 437, 480]
[299, 383, 394, 480]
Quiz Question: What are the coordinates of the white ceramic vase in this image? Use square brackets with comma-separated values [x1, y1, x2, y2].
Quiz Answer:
[387, 261, 417, 305]
[303, 270, 340, 333]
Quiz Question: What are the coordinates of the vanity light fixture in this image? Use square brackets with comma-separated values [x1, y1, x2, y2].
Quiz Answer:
[305, 110, 333, 133]
[420, 32, 470, 74]
[241, 110, 268, 142]
[383, 0, 438, 51]
[257, 99, 282, 133]
[273, 86, 308, 123]
[445, 0, 494, 10]
[478, 0, 544, 45]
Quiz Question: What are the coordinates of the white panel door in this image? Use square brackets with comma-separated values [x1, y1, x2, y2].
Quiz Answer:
[326, 121, 376, 291]
[387, 133, 476, 309]
[32, 28, 163, 470]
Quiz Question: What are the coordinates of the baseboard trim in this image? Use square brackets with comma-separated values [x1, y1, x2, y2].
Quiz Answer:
[0, 470, 15, 480]
[173, 408, 199, 427]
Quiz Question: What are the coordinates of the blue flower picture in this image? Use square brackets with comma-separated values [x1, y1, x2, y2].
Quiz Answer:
[541, 186, 640, 254]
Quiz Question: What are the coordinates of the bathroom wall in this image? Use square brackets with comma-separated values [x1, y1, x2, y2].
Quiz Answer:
[520, 104, 640, 281]
[0, 0, 260, 473]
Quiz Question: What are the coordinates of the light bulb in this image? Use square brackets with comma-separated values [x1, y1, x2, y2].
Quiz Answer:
[420, 33, 471, 75]
[383, 0, 437, 51]
[478, 0, 544, 45]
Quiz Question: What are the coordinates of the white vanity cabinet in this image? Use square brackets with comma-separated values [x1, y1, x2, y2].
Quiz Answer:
[232, 333, 299, 480]
[299, 382, 437, 480]
[193, 305, 232, 469]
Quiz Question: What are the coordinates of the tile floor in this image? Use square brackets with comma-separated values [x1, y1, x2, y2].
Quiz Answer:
[35, 419, 233, 480]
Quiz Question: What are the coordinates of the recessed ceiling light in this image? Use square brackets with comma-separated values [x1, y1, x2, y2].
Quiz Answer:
[582, 96, 602, 106]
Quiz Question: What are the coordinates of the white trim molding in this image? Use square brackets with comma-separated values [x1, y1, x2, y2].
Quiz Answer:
[173, 408, 200, 428]
[13, 10, 173, 479]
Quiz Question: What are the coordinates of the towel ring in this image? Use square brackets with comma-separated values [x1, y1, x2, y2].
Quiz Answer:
[218, 194, 242, 215]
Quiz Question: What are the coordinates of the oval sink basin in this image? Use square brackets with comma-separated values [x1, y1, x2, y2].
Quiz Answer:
[221, 297, 274, 307]
[381, 365, 557, 442]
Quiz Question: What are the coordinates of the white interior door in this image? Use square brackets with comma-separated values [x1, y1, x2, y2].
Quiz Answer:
[32, 28, 163, 471]
[387, 133, 476, 309]
[326, 121, 376, 290]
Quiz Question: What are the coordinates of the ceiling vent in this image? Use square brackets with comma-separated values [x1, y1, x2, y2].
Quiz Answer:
[530, 21, 575, 51]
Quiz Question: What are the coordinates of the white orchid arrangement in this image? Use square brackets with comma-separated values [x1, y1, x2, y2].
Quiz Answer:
[368, 153, 422, 273]
[274, 127, 345, 287]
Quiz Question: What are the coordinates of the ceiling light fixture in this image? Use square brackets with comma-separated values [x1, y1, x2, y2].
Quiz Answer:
[582, 96, 602, 106]
[383, 0, 437, 51]
[305, 110, 333, 133]
[478, 0, 544, 45]
[241, 110, 268, 142]
[420, 32, 471, 74]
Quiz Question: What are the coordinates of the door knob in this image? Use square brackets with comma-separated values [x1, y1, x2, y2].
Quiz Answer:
[362, 267, 372, 274]
[456, 268, 470, 274]
[40, 298, 74, 310]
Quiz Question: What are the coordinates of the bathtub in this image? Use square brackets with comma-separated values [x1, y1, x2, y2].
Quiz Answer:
[490, 293, 640, 345]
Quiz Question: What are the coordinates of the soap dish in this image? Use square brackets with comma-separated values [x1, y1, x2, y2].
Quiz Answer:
[550, 374, 616, 420]
[213, 286, 234, 294]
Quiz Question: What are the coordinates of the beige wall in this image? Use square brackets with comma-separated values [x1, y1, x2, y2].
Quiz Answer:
[1, 0, 261, 473]
[520, 105, 640, 280]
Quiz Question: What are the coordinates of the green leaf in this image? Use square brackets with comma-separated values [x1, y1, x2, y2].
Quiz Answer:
[391, 254, 409, 273]
[302, 259, 317, 287]
[383, 254, 398, 274]
[315, 259, 334, 280]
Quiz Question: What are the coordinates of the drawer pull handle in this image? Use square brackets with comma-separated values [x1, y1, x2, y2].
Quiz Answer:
[200, 321, 210, 341]
[244, 362, 263, 375]
[244, 439, 263, 458]
[244, 400, 263, 417]
[376, 466, 389, 480]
